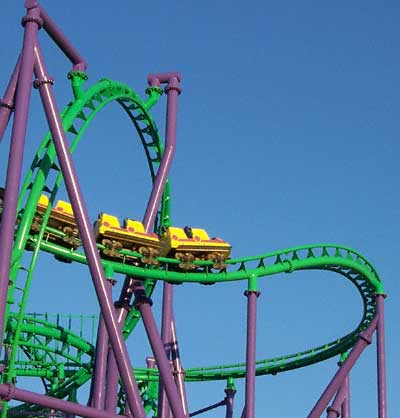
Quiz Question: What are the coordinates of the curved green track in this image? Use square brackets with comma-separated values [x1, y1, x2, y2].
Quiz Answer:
[1, 76, 384, 415]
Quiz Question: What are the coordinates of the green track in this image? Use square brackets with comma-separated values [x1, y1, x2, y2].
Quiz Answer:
[1, 76, 384, 415]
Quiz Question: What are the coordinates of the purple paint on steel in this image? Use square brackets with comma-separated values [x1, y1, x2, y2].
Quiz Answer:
[0, 383, 124, 418]
[0, 5, 40, 354]
[189, 400, 226, 417]
[133, 281, 187, 418]
[326, 383, 346, 418]
[307, 315, 378, 418]
[105, 307, 128, 413]
[341, 376, 350, 418]
[91, 279, 113, 409]
[225, 388, 236, 418]
[148, 72, 181, 86]
[104, 276, 135, 412]
[142, 75, 181, 232]
[244, 289, 259, 418]
[0, 56, 21, 143]
[32, 43, 145, 418]
[38, 5, 87, 71]
[158, 282, 174, 418]
[376, 294, 387, 418]
[171, 316, 189, 415]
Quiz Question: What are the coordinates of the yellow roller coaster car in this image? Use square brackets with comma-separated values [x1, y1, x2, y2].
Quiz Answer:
[33, 196, 80, 249]
[93, 213, 164, 265]
[21, 191, 232, 270]
[161, 226, 231, 270]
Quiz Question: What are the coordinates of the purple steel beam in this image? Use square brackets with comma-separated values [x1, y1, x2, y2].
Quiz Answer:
[307, 315, 378, 418]
[133, 281, 186, 418]
[376, 294, 387, 418]
[0, 4, 40, 354]
[326, 384, 346, 418]
[0, 383, 125, 418]
[0, 55, 21, 143]
[341, 376, 350, 418]
[91, 279, 113, 409]
[188, 400, 226, 417]
[158, 282, 174, 418]
[224, 387, 236, 418]
[38, 5, 87, 71]
[105, 308, 128, 413]
[104, 276, 136, 413]
[171, 316, 189, 415]
[244, 283, 260, 418]
[142, 73, 181, 232]
[32, 43, 145, 418]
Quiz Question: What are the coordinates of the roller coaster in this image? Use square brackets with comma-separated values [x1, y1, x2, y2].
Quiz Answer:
[0, 2, 387, 417]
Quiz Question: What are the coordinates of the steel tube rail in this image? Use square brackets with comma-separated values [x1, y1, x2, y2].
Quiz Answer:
[376, 294, 387, 418]
[0, 55, 21, 143]
[0, 4, 40, 355]
[307, 315, 378, 418]
[38, 5, 87, 71]
[133, 281, 186, 418]
[33, 42, 145, 418]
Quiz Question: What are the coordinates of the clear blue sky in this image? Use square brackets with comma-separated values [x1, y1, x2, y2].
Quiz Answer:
[1, 1, 399, 416]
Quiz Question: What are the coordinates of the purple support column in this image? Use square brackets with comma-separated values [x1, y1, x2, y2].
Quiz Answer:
[91, 278, 114, 409]
[105, 307, 129, 413]
[307, 316, 378, 418]
[0, 55, 21, 143]
[224, 379, 236, 418]
[244, 276, 260, 418]
[32, 43, 145, 418]
[38, 5, 87, 71]
[0, 383, 124, 418]
[326, 384, 346, 418]
[376, 294, 387, 418]
[341, 375, 350, 418]
[0, 4, 40, 354]
[171, 316, 189, 415]
[142, 73, 181, 232]
[133, 281, 186, 418]
[158, 282, 174, 418]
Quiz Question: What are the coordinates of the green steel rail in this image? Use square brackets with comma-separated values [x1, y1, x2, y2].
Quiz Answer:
[1, 77, 384, 414]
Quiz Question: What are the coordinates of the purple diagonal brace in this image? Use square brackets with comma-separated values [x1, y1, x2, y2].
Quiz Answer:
[307, 315, 378, 418]
[0, 383, 124, 418]
[0, 5, 40, 354]
[133, 281, 186, 418]
[0, 55, 21, 143]
[32, 42, 145, 418]
[38, 5, 87, 71]
[376, 294, 387, 418]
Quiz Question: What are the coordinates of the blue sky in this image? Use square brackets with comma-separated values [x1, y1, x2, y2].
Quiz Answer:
[1, 0, 399, 417]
